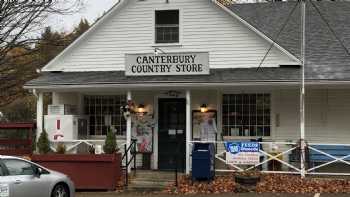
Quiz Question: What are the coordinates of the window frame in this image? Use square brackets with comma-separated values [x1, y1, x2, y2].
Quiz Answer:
[221, 92, 274, 139]
[153, 8, 182, 46]
[84, 95, 127, 137]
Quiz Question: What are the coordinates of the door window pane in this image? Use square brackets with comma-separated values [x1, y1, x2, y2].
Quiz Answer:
[3, 159, 34, 176]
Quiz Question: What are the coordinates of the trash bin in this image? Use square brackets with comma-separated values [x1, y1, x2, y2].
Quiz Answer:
[191, 143, 215, 181]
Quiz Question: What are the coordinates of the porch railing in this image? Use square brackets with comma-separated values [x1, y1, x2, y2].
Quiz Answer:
[121, 139, 137, 187]
[306, 143, 350, 176]
[189, 140, 350, 177]
[49, 139, 126, 153]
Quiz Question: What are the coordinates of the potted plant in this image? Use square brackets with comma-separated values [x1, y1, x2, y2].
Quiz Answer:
[56, 142, 66, 154]
[234, 169, 261, 187]
[103, 129, 118, 154]
[37, 129, 50, 154]
[31, 129, 122, 190]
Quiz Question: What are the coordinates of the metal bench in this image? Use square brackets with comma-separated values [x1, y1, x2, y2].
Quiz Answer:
[289, 145, 350, 169]
[309, 145, 350, 164]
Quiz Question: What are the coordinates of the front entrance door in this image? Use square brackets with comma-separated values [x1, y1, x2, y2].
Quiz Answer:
[158, 98, 186, 171]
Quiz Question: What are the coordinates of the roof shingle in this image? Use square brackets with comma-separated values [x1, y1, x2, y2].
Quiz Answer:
[228, 1, 350, 80]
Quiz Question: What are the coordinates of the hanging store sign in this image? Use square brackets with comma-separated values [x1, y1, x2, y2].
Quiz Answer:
[225, 142, 260, 165]
[125, 52, 209, 76]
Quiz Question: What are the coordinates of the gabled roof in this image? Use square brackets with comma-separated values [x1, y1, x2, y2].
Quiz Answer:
[27, 1, 350, 89]
[41, 0, 297, 72]
[227, 1, 350, 80]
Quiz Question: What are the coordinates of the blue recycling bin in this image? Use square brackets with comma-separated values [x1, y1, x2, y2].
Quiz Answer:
[191, 143, 215, 181]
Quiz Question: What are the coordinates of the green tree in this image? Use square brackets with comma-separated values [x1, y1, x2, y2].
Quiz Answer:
[73, 18, 90, 40]
[103, 129, 117, 154]
[35, 27, 68, 66]
[0, 1, 83, 108]
[37, 130, 51, 154]
[0, 96, 36, 122]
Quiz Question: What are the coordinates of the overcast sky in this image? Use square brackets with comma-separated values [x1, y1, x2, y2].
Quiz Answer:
[46, 0, 119, 32]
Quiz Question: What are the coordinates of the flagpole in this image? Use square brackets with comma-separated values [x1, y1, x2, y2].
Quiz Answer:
[300, 0, 306, 178]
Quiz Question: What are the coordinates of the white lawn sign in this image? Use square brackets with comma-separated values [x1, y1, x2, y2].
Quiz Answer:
[225, 142, 260, 165]
[0, 184, 9, 197]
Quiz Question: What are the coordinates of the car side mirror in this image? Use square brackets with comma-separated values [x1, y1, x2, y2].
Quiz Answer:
[34, 167, 42, 177]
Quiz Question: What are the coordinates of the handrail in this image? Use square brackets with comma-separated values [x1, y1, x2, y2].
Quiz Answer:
[174, 140, 184, 187]
[120, 138, 137, 187]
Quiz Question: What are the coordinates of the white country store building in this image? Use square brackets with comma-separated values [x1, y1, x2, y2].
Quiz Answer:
[25, 0, 350, 174]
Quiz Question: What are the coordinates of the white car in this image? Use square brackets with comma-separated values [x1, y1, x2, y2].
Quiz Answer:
[0, 155, 75, 197]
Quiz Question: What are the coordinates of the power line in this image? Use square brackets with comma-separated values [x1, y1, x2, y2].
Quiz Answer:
[310, 0, 350, 57]
[257, 1, 300, 71]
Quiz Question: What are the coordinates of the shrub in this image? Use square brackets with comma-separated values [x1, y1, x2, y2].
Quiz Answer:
[37, 130, 50, 154]
[56, 142, 66, 154]
[103, 129, 117, 154]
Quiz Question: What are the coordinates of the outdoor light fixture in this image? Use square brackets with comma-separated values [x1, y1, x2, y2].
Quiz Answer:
[154, 47, 166, 55]
[137, 104, 146, 114]
[200, 104, 208, 113]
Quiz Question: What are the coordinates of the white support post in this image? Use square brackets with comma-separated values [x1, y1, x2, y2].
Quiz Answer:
[126, 91, 132, 173]
[36, 91, 44, 143]
[300, 0, 306, 178]
[186, 90, 191, 175]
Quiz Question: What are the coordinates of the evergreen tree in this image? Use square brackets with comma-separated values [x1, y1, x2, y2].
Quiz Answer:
[73, 18, 90, 39]
[103, 129, 117, 154]
[37, 130, 50, 154]
[35, 27, 68, 66]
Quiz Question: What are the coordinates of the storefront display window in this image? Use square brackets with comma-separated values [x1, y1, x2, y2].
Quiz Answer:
[222, 94, 271, 137]
[84, 95, 126, 136]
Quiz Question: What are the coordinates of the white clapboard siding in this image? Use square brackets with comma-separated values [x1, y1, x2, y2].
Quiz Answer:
[274, 89, 350, 143]
[42, 0, 298, 72]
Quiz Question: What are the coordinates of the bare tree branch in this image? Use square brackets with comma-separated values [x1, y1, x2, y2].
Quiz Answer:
[0, 0, 84, 107]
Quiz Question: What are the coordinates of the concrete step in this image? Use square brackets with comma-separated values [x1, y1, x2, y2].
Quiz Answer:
[127, 170, 178, 191]
[128, 180, 173, 191]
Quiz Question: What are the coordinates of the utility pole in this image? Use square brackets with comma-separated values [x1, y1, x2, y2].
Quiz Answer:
[300, 0, 306, 178]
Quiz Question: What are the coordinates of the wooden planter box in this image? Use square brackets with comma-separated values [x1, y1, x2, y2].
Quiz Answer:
[31, 153, 122, 190]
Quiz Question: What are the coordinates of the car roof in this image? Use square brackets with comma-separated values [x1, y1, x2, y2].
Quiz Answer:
[0, 155, 26, 160]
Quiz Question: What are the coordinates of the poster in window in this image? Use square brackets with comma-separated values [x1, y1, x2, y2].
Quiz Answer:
[132, 114, 154, 153]
[192, 110, 217, 141]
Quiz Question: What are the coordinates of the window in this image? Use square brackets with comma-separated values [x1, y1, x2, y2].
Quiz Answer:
[155, 10, 179, 43]
[2, 159, 34, 176]
[222, 94, 271, 137]
[0, 164, 4, 176]
[84, 95, 126, 136]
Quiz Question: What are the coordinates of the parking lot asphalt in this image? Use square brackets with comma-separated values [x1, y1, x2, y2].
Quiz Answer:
[75, 192, 350, 197]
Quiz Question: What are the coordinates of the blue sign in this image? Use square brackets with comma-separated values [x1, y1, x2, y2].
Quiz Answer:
[225, 142, 259, 155]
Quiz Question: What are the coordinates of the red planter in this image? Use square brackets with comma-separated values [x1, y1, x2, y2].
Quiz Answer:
[31, 153, 122, 190]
